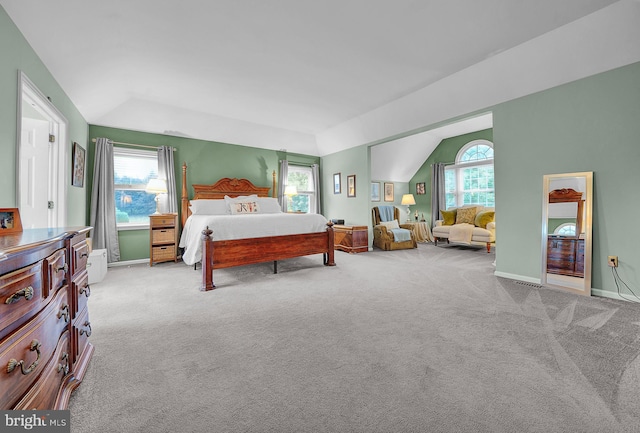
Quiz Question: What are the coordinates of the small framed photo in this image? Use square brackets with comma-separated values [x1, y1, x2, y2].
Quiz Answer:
[384, 182, 394, 202]
[333, 173, 341, 194]
[416, 182, 426, 195]
[347, 175, 356, 198]
[72, 142, 86, 187]
[0, 208, 23, 235]
[371, 182, 380, 202]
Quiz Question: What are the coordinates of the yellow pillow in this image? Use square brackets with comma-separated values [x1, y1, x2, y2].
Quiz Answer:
[440, 209, 457, 226]
[455, 207, 477, 225]
[475, 211, 495, 228]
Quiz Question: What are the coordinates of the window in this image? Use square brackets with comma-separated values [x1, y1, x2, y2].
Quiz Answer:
[554, 223, 576, 236]
[286, 165, 317, 213]
[445, 140, 494, 209]
[113, 147, 159, 228]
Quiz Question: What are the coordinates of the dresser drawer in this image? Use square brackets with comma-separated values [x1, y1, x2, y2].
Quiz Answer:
[44, 249, 67, 298]
[0, 262, 46, 340]
[150, 215, 176, 228]
[72, 270, 90, 319]
[71, 239, 89, 276]
[152, 228, 176, 244]
[72, 308, 92, 367]
[13, 330, 71, 410]
[0, 288, 69, 409]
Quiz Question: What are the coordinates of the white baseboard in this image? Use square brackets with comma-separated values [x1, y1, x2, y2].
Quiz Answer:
[107, 258, 149, 268]
[591, 288, 640, 303]
[494, 271, 541, 285]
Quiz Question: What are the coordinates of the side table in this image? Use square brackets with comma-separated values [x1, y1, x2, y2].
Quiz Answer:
[403, 221, 433, 243]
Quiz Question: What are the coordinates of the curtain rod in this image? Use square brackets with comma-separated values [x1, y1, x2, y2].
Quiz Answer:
[91, 138, 176, 151]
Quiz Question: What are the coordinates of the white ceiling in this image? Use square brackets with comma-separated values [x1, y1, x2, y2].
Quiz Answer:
[2, 0, 634, 180]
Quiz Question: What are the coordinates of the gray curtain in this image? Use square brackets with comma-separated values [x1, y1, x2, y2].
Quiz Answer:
[90, 138, 120, 263]
[278, 159, 288, 212]
[157, 146, 177, 214]
[312, 163, 321, 214]
[430, 162, 446, 229]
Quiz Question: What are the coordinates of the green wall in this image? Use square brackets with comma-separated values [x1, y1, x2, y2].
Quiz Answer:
[0, 6, 88, 223]
[88, 125, 319, 261]
[493, 61, 640, 297]
[408, 129, 494, 224]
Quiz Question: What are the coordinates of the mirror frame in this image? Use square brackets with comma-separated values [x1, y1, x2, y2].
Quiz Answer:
[541, 171, 593, 296]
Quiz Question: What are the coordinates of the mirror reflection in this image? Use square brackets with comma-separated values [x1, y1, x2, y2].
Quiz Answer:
[542, 172, 593, 295]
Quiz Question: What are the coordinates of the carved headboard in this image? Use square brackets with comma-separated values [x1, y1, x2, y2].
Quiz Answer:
[180, 163, 276, 227]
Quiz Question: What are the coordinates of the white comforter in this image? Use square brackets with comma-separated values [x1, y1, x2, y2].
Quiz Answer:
[179, 213, 330, 265]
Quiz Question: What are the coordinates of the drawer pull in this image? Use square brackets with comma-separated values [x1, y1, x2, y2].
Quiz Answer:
[80, 252, 89, 258]
[80, 322, 92, 337]
[57, 353, 69, 375]
[80, 284, 91, 297]
[57, 304, 70, 322]
[5, 286, 34, 304]
[7, 340, 41, 375]
[56, 263, 68, 273]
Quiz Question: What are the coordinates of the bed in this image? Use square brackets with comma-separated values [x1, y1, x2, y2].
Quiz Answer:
[179, 163, 335, 291]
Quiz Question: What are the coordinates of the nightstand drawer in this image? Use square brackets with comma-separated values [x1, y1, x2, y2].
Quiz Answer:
[152, 228, 176, 244]
[150, 216, 176, 228]
[152, 246, 175, 261]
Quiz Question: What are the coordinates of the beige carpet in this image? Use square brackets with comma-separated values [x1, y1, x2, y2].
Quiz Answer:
[69, 244, 640, 432]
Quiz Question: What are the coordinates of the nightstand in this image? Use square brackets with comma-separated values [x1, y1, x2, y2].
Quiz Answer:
[149, 213, 179, 266]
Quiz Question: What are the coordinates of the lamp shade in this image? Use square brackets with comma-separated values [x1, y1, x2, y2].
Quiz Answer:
[145, 178, 167, 194]
[284, 185, 298, 196]
[401, 194, 416, 206]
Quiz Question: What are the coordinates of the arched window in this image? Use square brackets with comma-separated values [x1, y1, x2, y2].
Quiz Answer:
[554, 223, 576, 236]
[444, 139, 494, 208]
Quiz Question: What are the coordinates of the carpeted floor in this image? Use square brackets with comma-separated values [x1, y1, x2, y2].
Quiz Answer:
[69, 243, 640, 432]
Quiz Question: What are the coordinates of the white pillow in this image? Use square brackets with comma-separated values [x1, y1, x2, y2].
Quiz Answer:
[228, 200, 260, 215]
[380, 220, 399, 230]
[189, 199, 229, 215]
[257, 197, 282, 213]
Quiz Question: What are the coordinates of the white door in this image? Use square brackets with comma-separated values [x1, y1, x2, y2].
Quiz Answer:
[19, 117, 52, 229]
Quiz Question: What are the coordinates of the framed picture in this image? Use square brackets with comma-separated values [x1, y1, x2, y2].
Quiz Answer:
[0, 208, 23, 234]
[416, 182, 426, 195]
[384, 182, 394, 202]
[333, 173, 341, 194]
[347, 175, 356, 197]
[72, 142, 86, 187]
[371, 182, 380, 201]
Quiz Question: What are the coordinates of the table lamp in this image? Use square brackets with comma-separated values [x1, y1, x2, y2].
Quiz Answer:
[145, 178, 167, 214]
[401, 194, 416, 222]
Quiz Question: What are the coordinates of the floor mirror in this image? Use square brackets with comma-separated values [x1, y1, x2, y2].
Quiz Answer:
[541, 171, 593, 295]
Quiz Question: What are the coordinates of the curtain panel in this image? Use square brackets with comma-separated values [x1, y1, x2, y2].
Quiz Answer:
[157, 146, 177, 214]
[430, 162, 446, 229]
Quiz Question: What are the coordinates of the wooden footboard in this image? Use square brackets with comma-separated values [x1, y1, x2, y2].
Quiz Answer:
[200, 223, 336, 291]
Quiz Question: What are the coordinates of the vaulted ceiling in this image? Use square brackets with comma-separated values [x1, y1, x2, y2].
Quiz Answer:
[3, 0, 636, 181]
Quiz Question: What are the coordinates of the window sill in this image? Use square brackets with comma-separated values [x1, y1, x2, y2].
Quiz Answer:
[117, 223, 150, 231]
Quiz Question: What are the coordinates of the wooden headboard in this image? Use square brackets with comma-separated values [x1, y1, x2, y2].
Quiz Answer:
[180, 162, 277, 227]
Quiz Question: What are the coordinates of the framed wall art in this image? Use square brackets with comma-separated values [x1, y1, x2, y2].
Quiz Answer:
[416, 182, 426, 195]
[0, 208, 23, 234]
[72, 142, 86, 187]
[384, 182, 394, 202]
[333, 173, 341, 194]
[347, 175, 356, 197]
[371, 182, 380, 202]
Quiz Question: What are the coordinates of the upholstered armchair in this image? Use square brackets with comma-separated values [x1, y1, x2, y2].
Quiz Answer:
[372, 206, 417, 251]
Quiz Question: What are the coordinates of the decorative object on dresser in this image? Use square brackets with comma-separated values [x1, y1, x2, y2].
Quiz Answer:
[149, 213, 179, 266]
[333, 224, 368, 253]
[180, 163, 335, 291]
[0, 227, 93, 410]
[0, 208, 22, 234]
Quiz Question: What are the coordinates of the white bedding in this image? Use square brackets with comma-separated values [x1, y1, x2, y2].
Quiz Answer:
[179, 213, 330, 265]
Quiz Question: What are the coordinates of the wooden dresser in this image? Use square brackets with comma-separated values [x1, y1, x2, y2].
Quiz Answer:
[0, 227, 94, 410]
[547, 236, 585, 277]
[149, 213, 179, 266]
[333, 224, 368, 253]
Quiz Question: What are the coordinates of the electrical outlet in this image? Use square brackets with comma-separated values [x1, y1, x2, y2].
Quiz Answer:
[608, 255, 618, 267]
